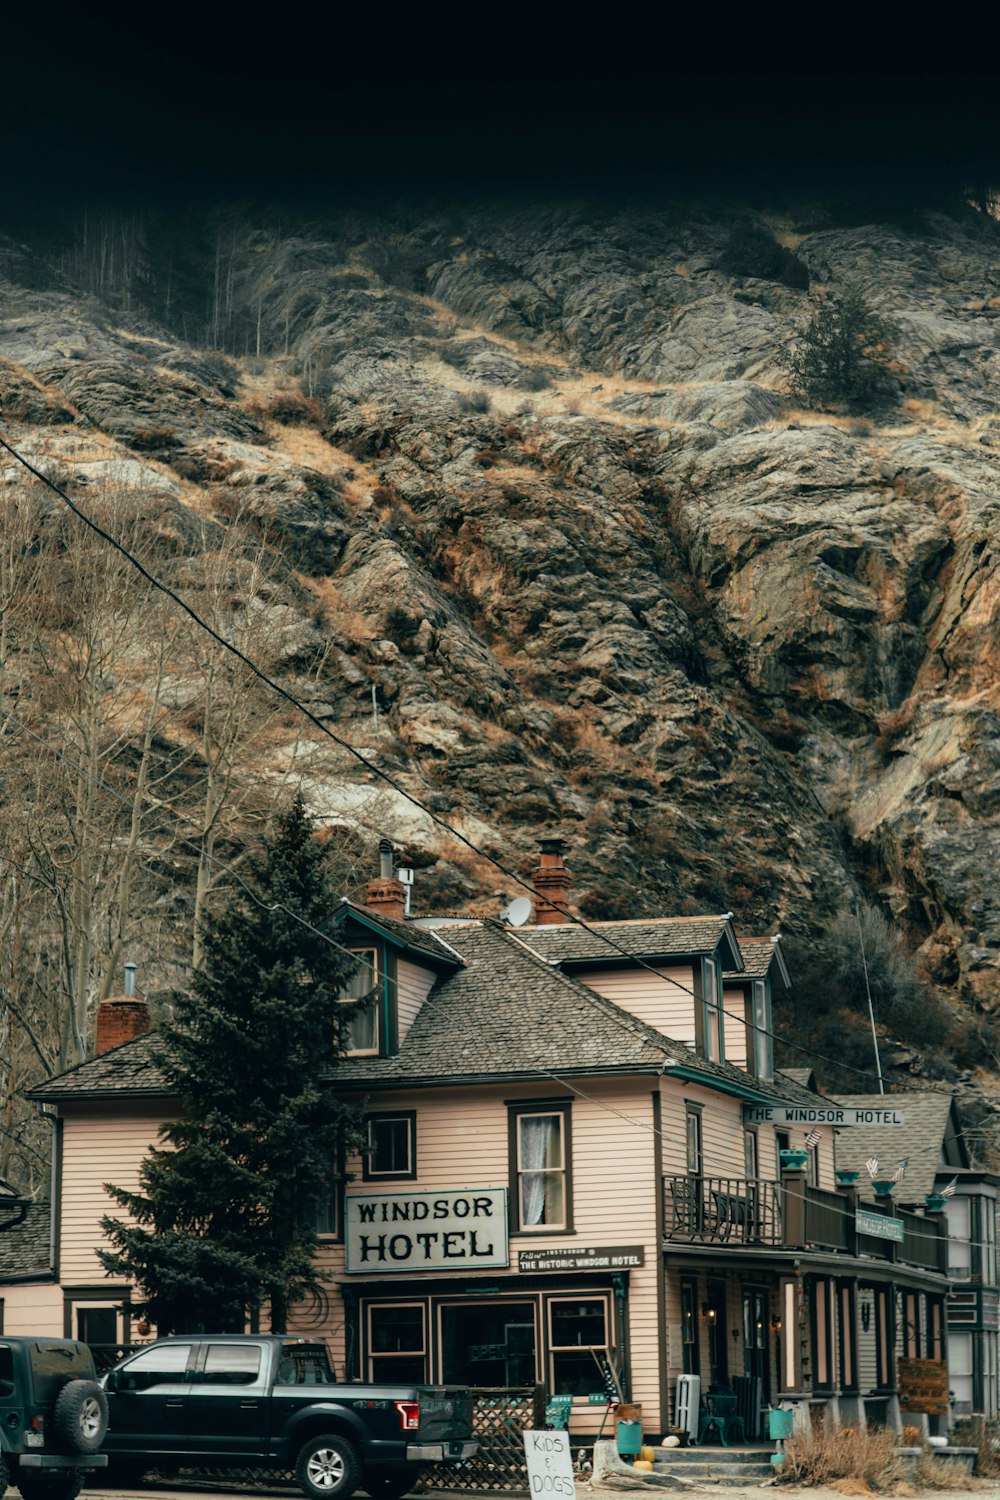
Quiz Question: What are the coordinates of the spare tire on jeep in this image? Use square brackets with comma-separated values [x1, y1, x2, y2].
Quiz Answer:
[51, 1379, 108, 1454]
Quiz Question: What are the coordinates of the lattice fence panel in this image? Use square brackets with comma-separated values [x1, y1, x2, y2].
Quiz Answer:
[418, 1387, 536, 1493]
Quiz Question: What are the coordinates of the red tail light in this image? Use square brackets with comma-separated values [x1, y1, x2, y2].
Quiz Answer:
[395, 1401, 419, 1431]
[31, 1416, 44, 1432]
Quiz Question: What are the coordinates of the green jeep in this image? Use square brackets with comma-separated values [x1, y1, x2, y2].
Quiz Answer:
[0, 1339, 107, 1500]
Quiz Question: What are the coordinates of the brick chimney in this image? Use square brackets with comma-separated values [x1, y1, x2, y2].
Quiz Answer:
[365, 837, 407, 924]
[95, 963, 152, 1055]
[532, 837, 572, 925]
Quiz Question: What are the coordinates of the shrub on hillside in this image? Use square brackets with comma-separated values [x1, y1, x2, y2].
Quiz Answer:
[785, 292, 900, 412]
[719, 222, 809, 289]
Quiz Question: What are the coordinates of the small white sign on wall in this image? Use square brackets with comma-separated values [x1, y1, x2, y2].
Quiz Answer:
[523, 1430, 576, 1500]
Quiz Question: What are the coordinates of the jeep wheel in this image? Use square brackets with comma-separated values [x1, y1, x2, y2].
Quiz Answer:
[364, 1467, 423, 1500]
[51, 1378, 108, 1454]
[296, 1434, 361, 1500]
[16, 1472, 84, 1500]
[0, 1455, 8, 1500]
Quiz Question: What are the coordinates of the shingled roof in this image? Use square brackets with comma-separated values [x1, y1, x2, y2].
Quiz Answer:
[0, 1202, 52, 1280]
[724, 936, 790, 987]
[334, 899, 464, 969]
[515, 915, 743, 971]
[28, 1030, 171, 1102]
[833, 1092, 968, 1205]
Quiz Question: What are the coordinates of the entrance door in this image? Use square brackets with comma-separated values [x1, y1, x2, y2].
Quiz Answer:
[680, 1278, 700, 1378]
[707, 1279, 728, 1389]
[742, 1289, 770, 1432]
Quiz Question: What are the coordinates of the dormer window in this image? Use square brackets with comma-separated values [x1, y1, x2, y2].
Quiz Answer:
[751, 980, 773, 1080]
[697, 958, 724, 1063]
[337, 948, 380, 1056]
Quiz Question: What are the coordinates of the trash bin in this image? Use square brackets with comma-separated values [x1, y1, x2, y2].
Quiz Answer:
[617, 1420, 643, 1457]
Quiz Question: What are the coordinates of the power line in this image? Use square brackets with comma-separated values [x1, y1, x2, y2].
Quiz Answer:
[0, 435, 921, 1092]
[5, 716, 975, 1252]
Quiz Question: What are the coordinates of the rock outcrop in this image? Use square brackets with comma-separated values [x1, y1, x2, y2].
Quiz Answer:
[1, 201, 999, 1028]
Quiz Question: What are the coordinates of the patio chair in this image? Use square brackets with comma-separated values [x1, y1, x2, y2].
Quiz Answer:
[697, 1392, 746, 1447]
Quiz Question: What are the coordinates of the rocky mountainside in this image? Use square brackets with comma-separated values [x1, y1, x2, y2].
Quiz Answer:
[0, 200, 998, 1095]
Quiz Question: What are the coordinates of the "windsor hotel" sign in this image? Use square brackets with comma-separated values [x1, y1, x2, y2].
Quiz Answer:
[345, 1188, 509, 1273]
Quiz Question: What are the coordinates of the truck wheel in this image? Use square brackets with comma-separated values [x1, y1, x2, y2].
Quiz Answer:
[51, 1379, 108, 1455]
[296, 1434, 361, 1500]
[365, 1467, 423, 1499]
[16, 1473, 84, 1500]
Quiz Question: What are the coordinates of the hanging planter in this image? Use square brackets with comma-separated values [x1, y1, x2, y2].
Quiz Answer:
[835, 1170, 860, 1186]
[924, 1193, 947, 1212]
[871, 1179, 895, 1197]
[779, 1148, 809, 1170]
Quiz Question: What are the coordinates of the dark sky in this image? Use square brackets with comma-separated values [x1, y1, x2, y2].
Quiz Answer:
[3, 10, 999, 215]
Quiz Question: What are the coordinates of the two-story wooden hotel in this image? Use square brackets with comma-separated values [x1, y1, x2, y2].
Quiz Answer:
[6, 838, 952, 1440]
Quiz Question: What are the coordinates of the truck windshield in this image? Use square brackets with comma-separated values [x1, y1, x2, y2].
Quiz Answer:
[276, 1346, 336, 1386]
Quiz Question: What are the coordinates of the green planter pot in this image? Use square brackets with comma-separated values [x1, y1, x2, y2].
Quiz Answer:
[779, 1149, 809, 1170]
[836, 1170, 860, 1186]
[924, 1193, 947, 1212]
[872, 1179, 895, 1197]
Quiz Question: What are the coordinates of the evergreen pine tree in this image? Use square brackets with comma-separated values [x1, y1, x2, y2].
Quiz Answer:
[785, 293, 899, 413]
[99, 796, 365, 1333]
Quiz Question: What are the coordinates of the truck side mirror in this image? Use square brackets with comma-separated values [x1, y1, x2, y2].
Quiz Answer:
[104, 1371, 118, 1392]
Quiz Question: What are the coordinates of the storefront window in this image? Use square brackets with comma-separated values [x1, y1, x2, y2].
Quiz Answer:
[441, 1301, 537, 1386]
[368, 1304, 427, 1383]
[338, 949, 380, 1055]
[515, 1111, 567, 1230]
[548, 1298, 608, 1396]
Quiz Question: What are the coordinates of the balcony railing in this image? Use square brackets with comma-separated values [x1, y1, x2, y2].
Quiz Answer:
[663, 1174, 948, 1272]
[664, 1176, 781, 1245]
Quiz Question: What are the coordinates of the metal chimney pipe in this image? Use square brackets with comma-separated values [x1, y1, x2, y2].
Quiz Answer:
[124, 962, 138, 998]
[378, 837, 394, 880]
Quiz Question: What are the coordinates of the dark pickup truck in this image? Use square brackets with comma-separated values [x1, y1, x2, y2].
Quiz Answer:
[101, 1335, 476, 1500]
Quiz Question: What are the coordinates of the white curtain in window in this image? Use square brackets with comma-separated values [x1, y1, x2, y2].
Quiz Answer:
[521, 1115, 560, 1225]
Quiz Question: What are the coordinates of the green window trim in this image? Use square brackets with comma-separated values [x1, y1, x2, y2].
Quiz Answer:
[694, 957, 724, 1064]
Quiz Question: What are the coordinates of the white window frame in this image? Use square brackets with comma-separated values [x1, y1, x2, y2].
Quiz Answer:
[338, 947, 381, 1057]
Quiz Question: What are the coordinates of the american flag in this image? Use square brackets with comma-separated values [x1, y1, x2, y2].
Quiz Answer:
[865, 1156, 880, 1178]
[804, 1128, 821, 1149]
[941, 1177, 958, 1198]
[893, 1158, 909, 1183]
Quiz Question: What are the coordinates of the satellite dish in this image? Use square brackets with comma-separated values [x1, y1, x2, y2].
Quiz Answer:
[503, 896, 533, 927]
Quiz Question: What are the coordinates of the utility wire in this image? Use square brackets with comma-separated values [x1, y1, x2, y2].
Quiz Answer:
[0, 433, 905, 1092]
[7, 721, 974, 1253]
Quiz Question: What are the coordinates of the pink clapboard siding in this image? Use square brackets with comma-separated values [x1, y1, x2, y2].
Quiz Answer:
[296, 1079, 663, 1431]
[59, 1103, 166, 1286]
[1, 1282, 62, 1335]
[395, 958, 436, 1044]
[722, 988, 748, 1068]
[578, 964, 698, 1048]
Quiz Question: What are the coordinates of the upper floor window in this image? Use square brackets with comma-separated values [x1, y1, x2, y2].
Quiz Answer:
[338, 948, 380, 1055]
[947, 1197, 972, 1280]
[698, 958, 724, 1062]
[509, 1103, 571, 1232]
[749, 980, 773, 1080]
[363, 1112, 416, 1181]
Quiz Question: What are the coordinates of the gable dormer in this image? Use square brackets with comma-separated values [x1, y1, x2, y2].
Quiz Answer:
[513, 914, 743, 1062]
[722, 935, 790, 1081]
[331, 844, 462, 1057]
